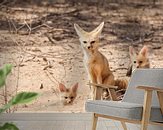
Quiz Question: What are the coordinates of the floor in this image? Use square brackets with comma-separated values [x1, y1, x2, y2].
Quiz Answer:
[0, 113, 140, 130]
[1, 113, 162, 130]
[0, 113, 137, 130]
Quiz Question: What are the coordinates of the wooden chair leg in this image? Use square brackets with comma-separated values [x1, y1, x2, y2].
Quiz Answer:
[141, 90, 152, 130]
[157, 91, 163, 114]
[121, 121, 127, 130]
[92, 113, 98, 130]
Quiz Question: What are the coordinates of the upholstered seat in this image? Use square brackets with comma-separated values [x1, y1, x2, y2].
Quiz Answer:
[86, 100, 163, 122]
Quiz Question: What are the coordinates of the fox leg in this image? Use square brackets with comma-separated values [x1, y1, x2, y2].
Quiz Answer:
[96, 75, 103, 100]
[90, 72, 97, 100]
[84, 62, 96, 99]
[104, 75, 118, 101]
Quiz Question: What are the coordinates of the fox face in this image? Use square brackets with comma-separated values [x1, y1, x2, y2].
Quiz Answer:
[74, 22, 104, 52]
[127, 46, 150, 76]
[59, 83, 78, 105]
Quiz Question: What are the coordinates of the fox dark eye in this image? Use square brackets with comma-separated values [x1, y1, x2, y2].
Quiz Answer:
[70, 97, 74, 99]
[134, 61, 136, 63]
[90, 41, 95, 44]
[65, 97, 68, 99]
[139, 61, 143, 64]
[83, 41, 87, 44]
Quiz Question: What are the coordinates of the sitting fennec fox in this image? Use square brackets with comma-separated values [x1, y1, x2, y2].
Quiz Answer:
[127, 45, 150, 76]
[74, 22, 117, 100]
[59, 83, 78, 105]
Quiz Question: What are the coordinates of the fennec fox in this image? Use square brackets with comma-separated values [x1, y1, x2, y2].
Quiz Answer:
[59, 83, 78, 105]
[74, 22, 117, 100]
[127, 45, 150, 76]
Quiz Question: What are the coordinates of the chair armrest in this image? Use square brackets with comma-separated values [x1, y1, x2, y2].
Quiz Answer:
[137, 86, 163, 92]
[88, 82, 118, 89]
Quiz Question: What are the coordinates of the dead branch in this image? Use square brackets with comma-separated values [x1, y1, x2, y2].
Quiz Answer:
[117, 94, 124, 100]
[43, 59, 53, 70]
[44, 70, 58, 85]
[31, 23, 52, 31]
[116, 89, 126, 93]
[60, 62, 66, 83]
[51, 88, 59, 97]
[113, 67, 128, 72]
[45, 33, 57, 44]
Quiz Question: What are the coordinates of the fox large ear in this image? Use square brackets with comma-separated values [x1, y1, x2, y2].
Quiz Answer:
[139, 45, 148, 57]
[129, 46, 136, 57]
[90, 22, 104, 37]
[74, 23, 87, 37]
[72, 83, 78, 92]
[59, 83, 67, 92]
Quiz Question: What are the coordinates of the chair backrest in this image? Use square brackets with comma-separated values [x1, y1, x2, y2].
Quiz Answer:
[123, 68, 163, 107]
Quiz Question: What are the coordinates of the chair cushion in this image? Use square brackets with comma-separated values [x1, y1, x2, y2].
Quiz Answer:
[85, 100, 163, 123]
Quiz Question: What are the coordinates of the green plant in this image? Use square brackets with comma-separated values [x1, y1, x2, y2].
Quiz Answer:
[0, 64, 39, 130]
[0, 123, 19, 130]
[0, 64, 12, 88]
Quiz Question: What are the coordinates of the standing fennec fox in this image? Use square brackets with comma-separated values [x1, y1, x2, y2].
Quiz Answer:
[127, 45, 150, 76]
[74, 22, 117, 100]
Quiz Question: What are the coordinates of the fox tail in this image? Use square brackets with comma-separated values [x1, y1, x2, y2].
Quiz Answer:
[114, 78, 128, 90]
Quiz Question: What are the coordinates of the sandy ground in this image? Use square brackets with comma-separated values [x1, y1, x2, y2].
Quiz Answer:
[0, 1, 163, 112]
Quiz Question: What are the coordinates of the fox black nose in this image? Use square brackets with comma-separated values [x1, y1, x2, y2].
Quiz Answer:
[137, 66, 139, 68]
[88, 46, 91, 49]
[68, 101, 71, 103]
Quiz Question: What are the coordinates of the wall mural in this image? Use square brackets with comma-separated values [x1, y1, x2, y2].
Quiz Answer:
[0, 0, 163, 113]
